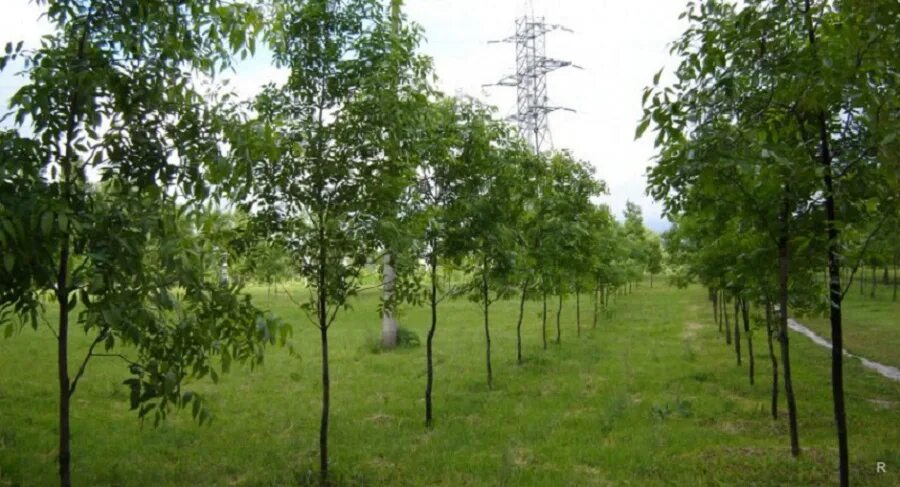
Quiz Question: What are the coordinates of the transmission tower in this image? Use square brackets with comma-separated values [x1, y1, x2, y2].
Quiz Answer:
[485, 2, 580, 154]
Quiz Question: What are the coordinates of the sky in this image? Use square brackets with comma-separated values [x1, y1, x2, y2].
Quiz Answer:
[0, 0, 690, 232]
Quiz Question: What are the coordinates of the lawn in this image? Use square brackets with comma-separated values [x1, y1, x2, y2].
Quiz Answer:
[1, 283, 899, 485]
[798, 282, 900, 367]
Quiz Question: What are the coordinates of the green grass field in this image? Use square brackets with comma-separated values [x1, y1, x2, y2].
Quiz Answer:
[800, 284, 900, 367]
[1, 283, 899, 485]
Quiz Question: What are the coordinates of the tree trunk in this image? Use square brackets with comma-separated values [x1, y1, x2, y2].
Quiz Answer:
[882, 266, 889, 285]
[576, 286, 581, 338]
[555, 293, 563, 345]
[871, 264, 877, 299]
[742, 297, 754, 385]
[765, 297, 778, 420]
[425, 251, 437, 427]
[724, 293, 732, 346]
[860, 264, 864, 295]
[317, 226, 330, 485]
[712, 288, 720, 333]
[893, 262, 897, 302]
[733, 296, 741, 366]
[482, 261, 492, 390]
[803, 5, 848, 478]
[592, 285, 599, 329]
[778, 201, 800, 457]
[542, 290, 548, 350]
[516, 278, 528, 365]
[318, 320, 330, 485]
[381, 253, 398, 349]
[57, 249, 72, 487]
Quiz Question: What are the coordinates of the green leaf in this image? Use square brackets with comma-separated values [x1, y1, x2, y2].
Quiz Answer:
[635, 118, 651, 140]
[41, 211, 53, 235]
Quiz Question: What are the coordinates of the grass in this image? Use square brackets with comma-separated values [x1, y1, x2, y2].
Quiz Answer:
[1, 282, 899, 485]
[799, 280, 900, 367]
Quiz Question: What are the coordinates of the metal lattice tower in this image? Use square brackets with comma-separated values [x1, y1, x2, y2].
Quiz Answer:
[486, 2, 580, 154]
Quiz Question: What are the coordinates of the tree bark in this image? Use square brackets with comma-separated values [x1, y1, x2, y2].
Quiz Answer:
[712, 288, 720, 333]
[575, 286, 581, 338]
[803, 3, 848, 479]
[516, 278, 529, 365]
[381, 253, 398, 348]
[765, 297, 778, 420]
[733, 296, 742, 366]
[742, 297, 754, 385]
[425, 251, 437, 427]
[778, 198, 800, 457]
[871, 264, 876, 299]
[724, 292, 732, 346]
[893, 262, 897, 302]
[542, 290, 547, 350]
[57, 249, 71, 487]
[317, 224, 330, 485]
[482, 260, 492, 390]
[318, 320, 330, 485]
[555, 293, 563, 345]
[592, 285, 599, 329]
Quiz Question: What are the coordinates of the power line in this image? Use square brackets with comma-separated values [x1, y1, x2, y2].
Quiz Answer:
[484, 3, 581, 154]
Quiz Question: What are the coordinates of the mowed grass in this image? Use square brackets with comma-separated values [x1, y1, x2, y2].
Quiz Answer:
[1, 282, 899, 486]
[799, 282, 900, 367]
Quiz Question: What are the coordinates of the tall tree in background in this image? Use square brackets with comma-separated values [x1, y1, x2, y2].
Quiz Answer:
[0, 2, 276, 486]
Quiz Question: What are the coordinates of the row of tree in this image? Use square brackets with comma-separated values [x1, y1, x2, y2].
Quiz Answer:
[639, 1, 900, 485]
[0, 1, 663, 485]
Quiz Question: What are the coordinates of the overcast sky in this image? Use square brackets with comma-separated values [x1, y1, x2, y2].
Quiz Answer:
[0, 0, 689, 232]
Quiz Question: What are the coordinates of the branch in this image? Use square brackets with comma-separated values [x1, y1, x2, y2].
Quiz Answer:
[841, 212, 890, 298]
[68, 327, 109, 398]
[279, 282, 319, 328]
[91, 353, 139, 367]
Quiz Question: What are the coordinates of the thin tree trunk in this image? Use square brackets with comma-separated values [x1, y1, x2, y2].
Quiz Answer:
[893, 262, 897, 302]
[860, 264, 864, 295]
[724, 292, 732, 346]
[576, 286, 581, 338]
[425, 251, 437, 427]
[57, 249, 71, 487]
[871, 264, 876, 299]
[765, 297, 779, 420]
[318, 321, 330, 485]
[733, 296, 741, 366]
[742, 297, 754, 385]
[803, 5, 848, 479]
[317, 224, 330, 485]
[481, 257, 494, 389]
[778, 199, 800, 457]
[592, 285, 599, 329]
[56, 9, 96, 484]
[516, 278, 529, 365]
[713, 288, 720, 333]
[482, 259, 492, 389]
[555, 293, 563, 344]
[542, 290, 547, 350]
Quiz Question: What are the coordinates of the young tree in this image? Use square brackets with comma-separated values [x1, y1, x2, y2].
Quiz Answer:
[0, 2, 273, 485]
[235, 0, 426, 481]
